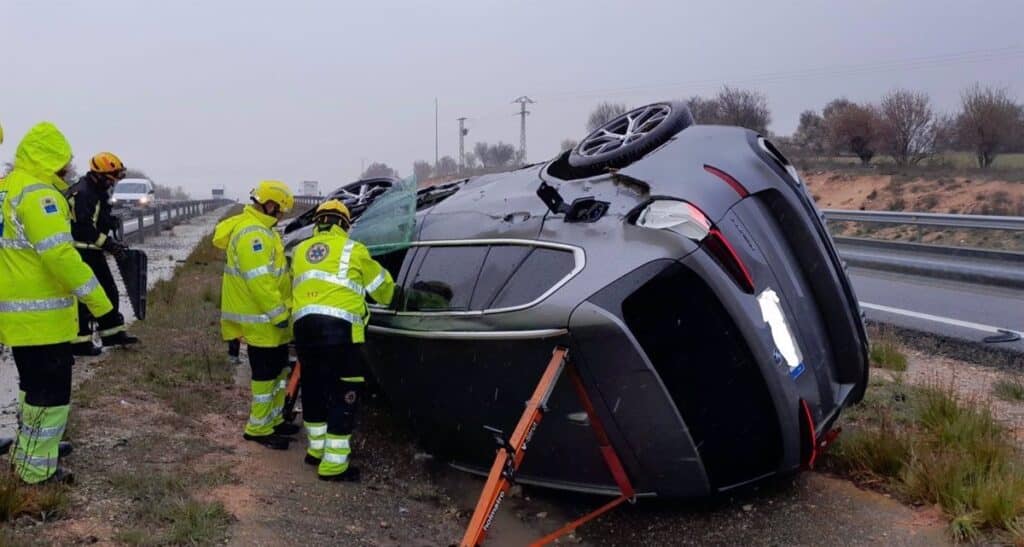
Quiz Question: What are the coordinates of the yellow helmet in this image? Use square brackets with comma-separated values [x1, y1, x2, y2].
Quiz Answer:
[89, 152, 125, 175]
[313, 199, 352, 223]
[251, 180, 294, 213]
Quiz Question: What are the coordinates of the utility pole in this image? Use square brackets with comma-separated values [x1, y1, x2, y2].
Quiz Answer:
[512, 96, 534, 164]
[457, 117, 468, 173]
[434, 98, 440, 168]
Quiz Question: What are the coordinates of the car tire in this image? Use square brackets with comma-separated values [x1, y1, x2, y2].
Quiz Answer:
[568, 101, 693, 175]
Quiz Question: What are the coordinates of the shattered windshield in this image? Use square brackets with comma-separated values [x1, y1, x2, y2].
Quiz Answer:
[350, 174, 417, 256]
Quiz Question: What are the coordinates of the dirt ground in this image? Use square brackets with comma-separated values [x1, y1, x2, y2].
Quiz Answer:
[30, 338, 1024, 546]
[803, 171, 1024, 215]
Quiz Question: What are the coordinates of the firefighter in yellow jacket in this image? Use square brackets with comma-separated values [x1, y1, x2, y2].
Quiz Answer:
[213, 180, 297, 449]
[291, 199, 394, 481]
[0, 122, 113, 484]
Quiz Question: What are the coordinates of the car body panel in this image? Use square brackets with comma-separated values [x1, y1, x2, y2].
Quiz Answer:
[293, 117, 868, 497]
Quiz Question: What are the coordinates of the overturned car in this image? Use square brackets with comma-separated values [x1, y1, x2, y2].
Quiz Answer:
[287, 102, 869, 497]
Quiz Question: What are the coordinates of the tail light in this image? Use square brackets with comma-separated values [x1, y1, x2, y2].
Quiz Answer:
[705, 228, 754, 293]
[704, 165, 749, 198]
[799, 399, 818, 469]
[631, 200, 754, 293]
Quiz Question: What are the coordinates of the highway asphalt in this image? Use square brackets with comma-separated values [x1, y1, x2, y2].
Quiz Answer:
[849, 266, 1024, 354]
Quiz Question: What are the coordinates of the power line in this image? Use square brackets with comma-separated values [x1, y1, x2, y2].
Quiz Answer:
[512, 96, 534, 163]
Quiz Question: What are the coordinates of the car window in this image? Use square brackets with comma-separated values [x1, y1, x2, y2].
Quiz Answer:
[469, 245, 532, 310]
[402, 246, 488, 311]
[115, 182, 149, 194]
[491, 248, 575, 309]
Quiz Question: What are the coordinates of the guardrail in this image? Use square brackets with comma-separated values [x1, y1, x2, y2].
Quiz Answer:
[823, 209, 1024, 287]
[294, 195, 322, 209]
[822, 209, 1024, 232]
[114, 199, 232, 244]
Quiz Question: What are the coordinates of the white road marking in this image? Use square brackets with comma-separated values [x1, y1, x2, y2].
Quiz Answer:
[860, 301, 1023, 337]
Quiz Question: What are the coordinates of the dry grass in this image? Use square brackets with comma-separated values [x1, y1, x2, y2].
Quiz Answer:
[869, 330, 908, 372]
[77, 234, 234, 418]
[826, 377, 1024, 542]
[0, 469, 69, 524]
[993, 377, 1024, 403]
[60, 228, 237, 544]
[108, 469, 234, 546]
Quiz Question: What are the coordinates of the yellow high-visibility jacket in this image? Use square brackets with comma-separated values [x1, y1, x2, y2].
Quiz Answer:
[213, 205, 292, 347]
[0, 122, 113, 346]
[291, 224, 394, 343]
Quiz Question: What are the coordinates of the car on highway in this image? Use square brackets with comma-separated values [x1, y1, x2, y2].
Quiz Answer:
[289, 101, 870, 498]
[111, 178, 156, 208]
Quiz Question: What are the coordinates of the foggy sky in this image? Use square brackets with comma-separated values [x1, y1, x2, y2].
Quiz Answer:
[3, 0, 1022, 199]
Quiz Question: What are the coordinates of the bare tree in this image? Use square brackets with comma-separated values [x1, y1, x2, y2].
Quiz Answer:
[361, 162, 399, 179]
[472, 142, 491, 168]
[473, 142, 517, 168]
[823, 99, 883, 165]
[793, 110, 826, 157]
[683, 87, 771, 134]
[559, 139, 578, 152]
[954, 84, 1024, 168]
[878, 89, 936, 166]
[685, 96, 719, 124]
[412, 160, 433, 182]
[435, 156, 458, 177]
[488, 142, 517, 167]
[714, 86, 771, 134]
[123, 168, 149, 179]
[586, 102, 628, 132]
[463, 151, 478, 170]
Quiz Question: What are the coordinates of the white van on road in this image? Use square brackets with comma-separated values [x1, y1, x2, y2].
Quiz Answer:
[111, 178, 156, 208]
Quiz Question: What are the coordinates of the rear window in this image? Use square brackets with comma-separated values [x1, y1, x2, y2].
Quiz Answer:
[394, 243, 577, 313]
[491, 248, 575, 308]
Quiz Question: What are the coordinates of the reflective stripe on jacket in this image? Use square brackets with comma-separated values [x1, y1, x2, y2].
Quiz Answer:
[213, 205, 292, 347]
[290, 224, 394, 343]
[0, 122, 113, 346]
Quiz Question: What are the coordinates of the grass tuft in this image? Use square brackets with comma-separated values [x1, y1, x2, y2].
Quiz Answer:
[826, 380, 1024, 541]
[993, 377, 1024, 402]
[869, 330, 908, 371]
[0, 469, 69, 523]
[108, 470, 234, 545]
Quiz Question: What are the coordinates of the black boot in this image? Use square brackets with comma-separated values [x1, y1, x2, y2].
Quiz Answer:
[273, 422, 301, 436]
[101, 332, 140, 347]
[304, 454, 321, 466]
[318, 466, 361, 483]
[36, 467, 75, 485]
[242, 433, 290, 450]
[71, 342, 102, 356]
[0, 438, 73, 458]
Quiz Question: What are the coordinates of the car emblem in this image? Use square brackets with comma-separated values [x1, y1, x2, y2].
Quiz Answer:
[306, 242, 329, 264]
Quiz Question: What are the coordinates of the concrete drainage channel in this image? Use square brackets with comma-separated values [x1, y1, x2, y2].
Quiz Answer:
[0, 202, 236, 438]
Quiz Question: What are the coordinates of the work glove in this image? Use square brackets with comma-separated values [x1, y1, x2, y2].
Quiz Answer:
[102, 238, 129, 259]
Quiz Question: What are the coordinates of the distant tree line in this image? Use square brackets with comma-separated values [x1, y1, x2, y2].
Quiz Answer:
[791, 84, 1024, 168]
[571, 84, 1024, 170]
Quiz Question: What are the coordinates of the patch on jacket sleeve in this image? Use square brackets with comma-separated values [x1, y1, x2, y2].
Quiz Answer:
[251, 237, 264, 252]
[40, 196, 59, 215]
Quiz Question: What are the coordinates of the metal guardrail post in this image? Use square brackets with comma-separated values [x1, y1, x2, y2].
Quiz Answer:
[136, 209, 145, 243]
